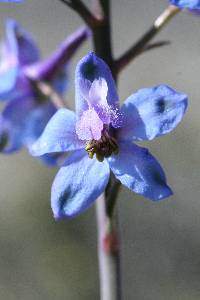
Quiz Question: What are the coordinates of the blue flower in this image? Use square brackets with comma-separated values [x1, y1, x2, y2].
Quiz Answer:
[169, 0, 200, 10]
[0, 0, 22, 2]
[31, 52, 188, 218]
[0, 19, 89, 164]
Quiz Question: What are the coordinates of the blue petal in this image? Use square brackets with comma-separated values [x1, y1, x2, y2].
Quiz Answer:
[39, 153, 67, 167]
[5, 19, 40, 66]
[117, 85, 188, 142]
[1, 95, 56, 152]
[51, 150, 110, 218]
[169, 0, 200, 9]
[107, 142, 173, 201]
[1, 94, 35, 152]
[24, 102, 57, 147]
[25, 26, 89, 94]
[30, 108, 84, 157]
[0, 19, 40, 100]
[75, 52, 119, 117]
[0, 67, 18, 100]
[0, 0, 23, 2]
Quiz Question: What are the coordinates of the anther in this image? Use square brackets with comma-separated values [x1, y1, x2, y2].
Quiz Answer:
[85, 132, 118, 162]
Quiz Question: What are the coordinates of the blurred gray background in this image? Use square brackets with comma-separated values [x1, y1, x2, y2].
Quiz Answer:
[0, 0, 200, 299]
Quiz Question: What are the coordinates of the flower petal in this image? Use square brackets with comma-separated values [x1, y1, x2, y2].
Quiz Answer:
[1, 95, 56, 152]
[75, 108, 103, 141]
[75, 52, 119, 117]
[5, 19, 40, 66]
[24, 26, 89, 94]
[51, 150, 110, 218]
[108, 142, 173, 201]
[39, 153, 67, 167]
[1, 94, 35, 152]
[24, 102, 57, 147]
[0, 66, 18, 100]
[31, 108, 84, 156]
[169, 0, 200, 9]
[117, 85, 188, 142]
[0, 19, 40, 100]
[88, 78, 108, 108]
[0, 100, 66, 167]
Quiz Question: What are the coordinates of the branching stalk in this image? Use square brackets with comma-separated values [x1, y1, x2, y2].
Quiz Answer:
[115, 5, 180, 73]
[59, 0, 100, 27]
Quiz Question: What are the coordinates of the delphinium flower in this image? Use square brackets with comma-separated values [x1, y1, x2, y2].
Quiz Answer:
[0, 19, 89, 164]
[0, 0, 22, 2]
[169, 0, 200, 10]
[31, 52, 188, 218]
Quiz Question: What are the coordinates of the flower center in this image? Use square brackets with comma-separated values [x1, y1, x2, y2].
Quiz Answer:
[85, 130, 118, 162]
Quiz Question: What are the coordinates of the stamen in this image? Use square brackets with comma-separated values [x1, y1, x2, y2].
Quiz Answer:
[85, 131, 118, 162]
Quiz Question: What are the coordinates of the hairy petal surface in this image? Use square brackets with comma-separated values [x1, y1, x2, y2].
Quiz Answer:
[76, 108, 103, 141]
[108, 142, 173, 201]
[169, 0, 200, 9]
[75, 52, 119, 117]
[31, 108, 84, 157]
[117, 85, 188, 142]
[51, 150, 110, 218]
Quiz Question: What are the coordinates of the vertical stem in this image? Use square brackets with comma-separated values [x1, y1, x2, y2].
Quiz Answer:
[95, 98, 121, 299]
[92, 2, 121, 298]
[92, 0, 115, 76]
[96, 194, 121, 300]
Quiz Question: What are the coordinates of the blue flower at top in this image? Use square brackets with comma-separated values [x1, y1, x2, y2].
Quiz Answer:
[0, 19, 89, 164]
[0, 0, 22, 2]
[31, 52, 188, 218]
[169, 0, 200, 9]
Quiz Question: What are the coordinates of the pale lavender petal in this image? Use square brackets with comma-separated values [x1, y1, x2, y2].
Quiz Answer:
[88, 78, 108, 107]
[76, 108, 103, 141]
